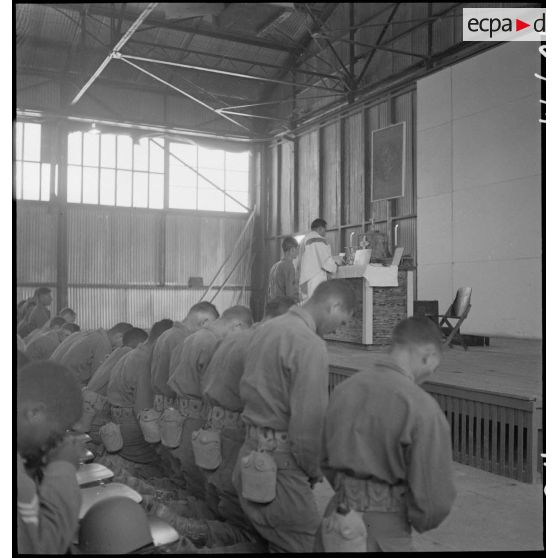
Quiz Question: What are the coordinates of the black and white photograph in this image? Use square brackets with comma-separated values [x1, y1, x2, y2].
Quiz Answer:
[14, 2, 546, 554]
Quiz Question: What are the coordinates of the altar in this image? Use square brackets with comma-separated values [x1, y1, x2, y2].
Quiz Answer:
[324, 264, 414, 347]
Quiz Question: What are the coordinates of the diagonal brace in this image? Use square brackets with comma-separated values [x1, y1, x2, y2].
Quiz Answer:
[70, 2, 158, 105]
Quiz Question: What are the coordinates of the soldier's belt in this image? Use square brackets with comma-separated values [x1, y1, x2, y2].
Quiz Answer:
[207, 405, 244, 431]
[336, 472, 408, 513]
[246, 424, 290, 453]
[110, 406, 134, 419]
[177, 396, 207, 419]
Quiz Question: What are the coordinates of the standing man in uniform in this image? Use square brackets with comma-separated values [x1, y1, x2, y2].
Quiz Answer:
[317, 317, 456, 552]
[297, 219, 339, 302]
[232, 280, 356, 552]
[267, 236, 299, 302]
[50, 322, 133, 386]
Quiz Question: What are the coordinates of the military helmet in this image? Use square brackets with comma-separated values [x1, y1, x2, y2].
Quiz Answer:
[78, 496, 153, 554]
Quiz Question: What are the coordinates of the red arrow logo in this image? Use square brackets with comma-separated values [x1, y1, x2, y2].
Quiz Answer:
[516, 18, 530, 32]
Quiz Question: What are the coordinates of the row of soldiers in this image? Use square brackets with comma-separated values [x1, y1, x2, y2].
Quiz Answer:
[17, 279, 456, 553]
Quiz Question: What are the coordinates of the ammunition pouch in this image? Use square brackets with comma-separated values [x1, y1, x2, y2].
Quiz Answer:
[178, 397, 206, 420]
[153, 394, 165, 412]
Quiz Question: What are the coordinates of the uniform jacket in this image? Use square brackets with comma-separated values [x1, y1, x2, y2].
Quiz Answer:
[107, 343, 153, 410]
[18, 304, 51, 339]
[321, 359, 456, 533]
[150, 322, 195, 398]
[17, 453, 81, 554]
[167, 327, 223, 399]
[240, 306, 329, 480]
[202, 326, 258, 412]
[86, 346, 133, 396]
[267, 259, 298, 301]
[25, 330, 62, 361]
[50, 329, 112, 386]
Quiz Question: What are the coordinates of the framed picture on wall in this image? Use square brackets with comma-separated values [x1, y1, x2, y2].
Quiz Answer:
[371, 121, 406, 202]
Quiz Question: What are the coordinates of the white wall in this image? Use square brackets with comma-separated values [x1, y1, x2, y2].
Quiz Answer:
[417, 42, 542, 338]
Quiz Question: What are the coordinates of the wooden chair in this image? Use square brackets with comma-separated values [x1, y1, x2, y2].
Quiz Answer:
[428, 287, 472, 350]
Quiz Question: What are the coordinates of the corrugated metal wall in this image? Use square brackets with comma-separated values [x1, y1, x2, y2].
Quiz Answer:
[16, 203, 57, 284]
[17, 200, 253, 330]
[296, 130, 320, 232]
[264, 88, 417, 277]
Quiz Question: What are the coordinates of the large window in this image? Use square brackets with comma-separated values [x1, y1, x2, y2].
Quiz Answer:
[15, 121, 51, 201]
[67, 131, 164, 209]
[169, 142, 250, 213]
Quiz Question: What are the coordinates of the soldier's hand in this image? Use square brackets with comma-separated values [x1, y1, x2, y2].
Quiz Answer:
[309, 476, 323, 489]
[46, 435, 84, 469]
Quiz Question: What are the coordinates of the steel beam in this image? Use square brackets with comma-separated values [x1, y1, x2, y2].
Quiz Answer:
[356, 4, 400, 85]
[48, 3, 299, 53]
[70, 3, 158, 105]
[118, 56, 251, 132]
[120, 54, 345, 92]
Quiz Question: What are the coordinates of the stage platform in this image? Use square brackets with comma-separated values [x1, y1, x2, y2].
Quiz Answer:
[327, 337, 543, 483]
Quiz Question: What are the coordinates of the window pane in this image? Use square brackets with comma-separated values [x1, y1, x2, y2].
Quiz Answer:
[150, 139, 164, 172]
[100, 169, 116, 206]
[198, 168, 224, 190]
[149, 174, 164, 209]
[22, 161, 41, 200]
[67, 165, 82, 203]
[83, 132, 100, 167]
[169, 185, 196, 209]
[83, 167, 99, 204]
[15, 161, 22, 198]
[101, 134, 116, 168]
[41, 163, 51, 201]
[68, 131, 82, 165]
[116, 170, 132, 206]
[225, 191, 249, 213]
[226, 151, 250, 171]
[16, 122, 23, 161]
[133, 138, 148, 171]
[170, 165, 197, 188]
[169, 142, 196, 167]
[225, 170, 249, 192]
[198, 189, 224, 211]
[23, 123, 41, 162]
[133, 172, 148, 207]
[198, 147, 224, 169]
[117, 135, 133, 170]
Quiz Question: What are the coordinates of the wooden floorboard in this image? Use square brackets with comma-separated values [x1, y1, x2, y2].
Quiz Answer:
[327, 337, 542, 402]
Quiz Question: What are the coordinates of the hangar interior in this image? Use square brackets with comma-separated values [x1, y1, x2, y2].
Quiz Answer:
[15, 2, 543, 553]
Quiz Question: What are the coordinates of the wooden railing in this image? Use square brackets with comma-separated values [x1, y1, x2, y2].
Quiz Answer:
[328, 366, 541, 483]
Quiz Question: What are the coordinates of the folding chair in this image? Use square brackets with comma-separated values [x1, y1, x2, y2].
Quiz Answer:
[428, 287, 472, 350]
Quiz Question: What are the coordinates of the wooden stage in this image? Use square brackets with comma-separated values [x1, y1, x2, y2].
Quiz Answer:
[327, 337, 542, 402]
[327, 337, 543, 483]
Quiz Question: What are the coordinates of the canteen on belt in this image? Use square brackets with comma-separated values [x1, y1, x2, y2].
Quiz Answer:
[159, 407, 184, 449]
[100, 421, 123, 453]
[321, 504, 367, 553]
[139, 408, 162, 443]
[240, 450, 277, 504]
[192, 428, 222, 471]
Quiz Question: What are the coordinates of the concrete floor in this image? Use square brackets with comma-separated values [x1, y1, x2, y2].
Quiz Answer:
[312, 462, 544, 552]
